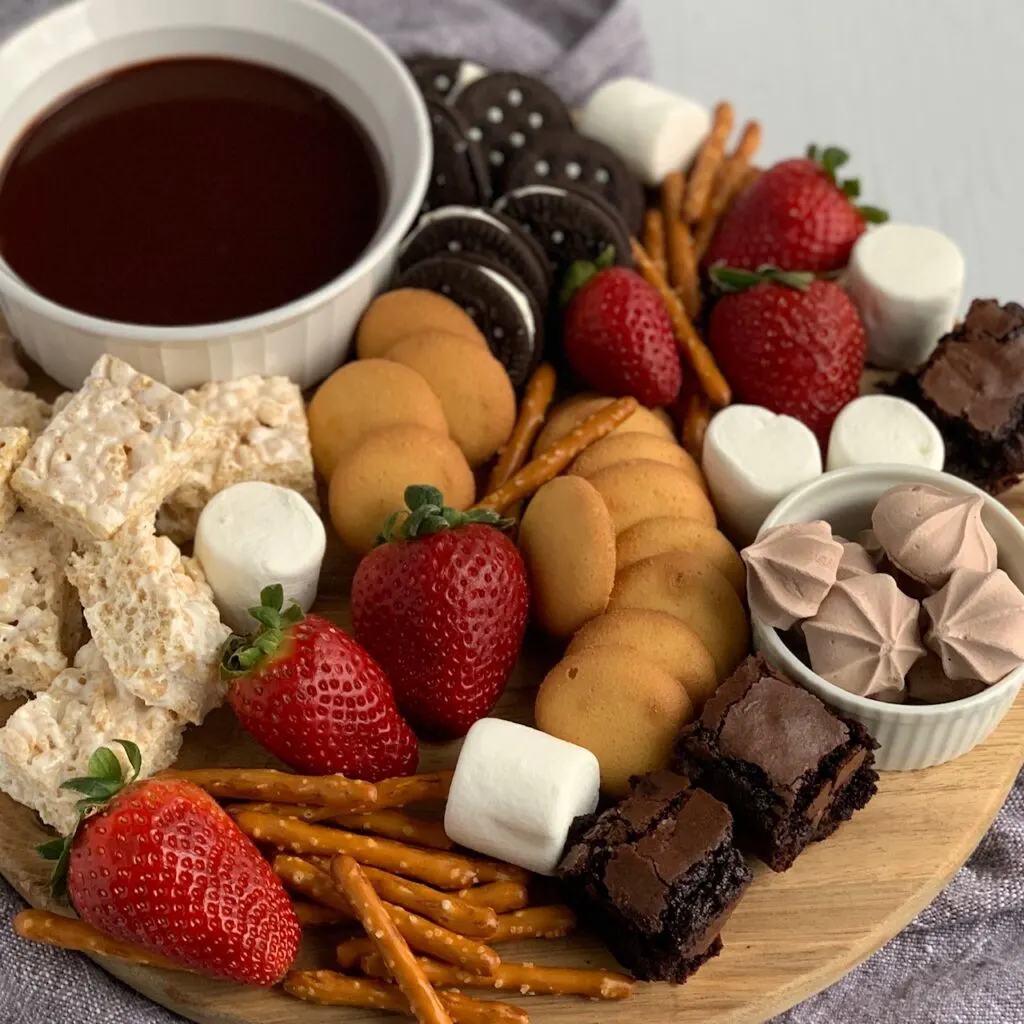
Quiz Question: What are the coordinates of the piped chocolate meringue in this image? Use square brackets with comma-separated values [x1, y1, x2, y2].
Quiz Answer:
[833, 536, 877, 581]
[742, 521, 843, 630]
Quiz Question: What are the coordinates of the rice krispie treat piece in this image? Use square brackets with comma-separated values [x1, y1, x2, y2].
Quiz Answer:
[0, 383, 51, 438]
[0, 511, 75, 698]
[0, 316, 29, 390]
[0, 642, 184, 834]
[0, 427, 30, 527]
[158, 375, 316, 543]
[12, 355, 216, 543]
[66, 528, 229, 723]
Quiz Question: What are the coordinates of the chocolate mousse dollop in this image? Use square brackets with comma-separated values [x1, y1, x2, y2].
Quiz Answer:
[742, 521, 843, 630]
[871, 483, 997, 589]
[803, 574, 926, 700]
[922, 568, 1024, 683]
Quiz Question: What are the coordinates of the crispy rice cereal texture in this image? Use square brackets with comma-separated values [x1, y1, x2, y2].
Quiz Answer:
[11, 355, 216, 543]
[0, 427, 30, 528]
[0, 642, 184, 834]
[0, 316, 28, 390]
[157, 375, 317, 544]
[0, 511, 75, 698]
[0, 383, 51, 438]
[66, 529, 230, 724]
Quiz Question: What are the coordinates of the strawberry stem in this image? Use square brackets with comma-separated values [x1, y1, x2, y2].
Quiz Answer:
[377, 485, 513, 544]
[709, 263, 815, 295]
[558, 245, 616, 308]
[806, 143, 889, 224]
[220, 585, 304, 680]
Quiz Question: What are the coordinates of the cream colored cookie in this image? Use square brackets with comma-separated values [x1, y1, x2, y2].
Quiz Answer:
[386, 334, 516, 467]
[567, 608, 719, 708]
[309, 359, 449, 481]
[533, 395, 676, 456]
[519, 477, 616, 638]
[535, 644, 694, 798]
[608, 552, 750, 679]
[355, 289, 486, 359]
[587, 459, 716, 535]
[328, 425, 474, 553]
[616, 516, 745, 594]
[569, 432, 704, 490]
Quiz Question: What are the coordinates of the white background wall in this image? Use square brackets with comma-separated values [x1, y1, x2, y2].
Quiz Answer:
[637, 0, 1023, 310]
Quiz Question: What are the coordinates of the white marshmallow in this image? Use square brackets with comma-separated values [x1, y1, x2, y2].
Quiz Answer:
[846, 223, 965, 370]
[578, 77, 710, 186]
[702, 405, 823, 544]
[194, 481, 326, 633]
[826, 394, 945, 472]
[444, 718, 600, 876]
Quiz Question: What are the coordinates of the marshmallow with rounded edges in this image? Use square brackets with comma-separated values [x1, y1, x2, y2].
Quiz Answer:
[846, 223, 965, 370]
[444, 718, 600, 876]
[194, 481, 326, 633]
[826, 394, 945, 472]
[578, 77, 710, 186]
[703, 405, 823, 544]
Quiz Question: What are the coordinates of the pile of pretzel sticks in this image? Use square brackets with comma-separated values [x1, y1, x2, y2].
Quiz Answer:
[15, 768, 635, 1024]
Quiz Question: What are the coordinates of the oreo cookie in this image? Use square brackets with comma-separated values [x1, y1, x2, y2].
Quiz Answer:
[398, 205, 552, 309]
[450, 72, 573, 191]
[424, 100, 490, 212]
[504, 130, 645, 235]
[406, 56, 487, 103]
[396, 254, 540, 387]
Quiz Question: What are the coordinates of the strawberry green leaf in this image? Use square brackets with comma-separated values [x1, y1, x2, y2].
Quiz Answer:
[114, 740, 142, 782]
[858, 205, 889, 224]
[841, 179, 861, 200]
[87, 746, 121, 783]
[261, 584, 284, 614]
[405, 485, 444, 511]
[559, 249, 615, 308]
[709, 262, 814, 294]
[36, 838, 67, 861]
[222, 586, 303, 679]
[60, 777, 121, 800]
[375, 486, 514, 543]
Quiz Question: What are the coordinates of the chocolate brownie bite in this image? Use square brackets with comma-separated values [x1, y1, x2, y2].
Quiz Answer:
[558, 770, 752, 983]
[673, 656, 878, 872]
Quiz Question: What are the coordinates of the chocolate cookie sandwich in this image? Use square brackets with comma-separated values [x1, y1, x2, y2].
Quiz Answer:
[423, 99, 490, 211]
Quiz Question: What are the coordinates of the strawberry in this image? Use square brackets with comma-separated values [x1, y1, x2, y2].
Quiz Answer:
[351, 486, 529, 739]
[222, 585, 418, 781]
[38, 741, 300, 985]
[561, 254, 683, 408]
[707, 265, 867, 443]
[706, 145, 887, 274]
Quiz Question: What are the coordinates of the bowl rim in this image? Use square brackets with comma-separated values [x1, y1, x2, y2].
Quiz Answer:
[755, 464, 1024, 719]
[0, 0, 432, 342]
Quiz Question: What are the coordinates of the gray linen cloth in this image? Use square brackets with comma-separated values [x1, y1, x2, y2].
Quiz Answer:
[0, 1, 1020, 1022]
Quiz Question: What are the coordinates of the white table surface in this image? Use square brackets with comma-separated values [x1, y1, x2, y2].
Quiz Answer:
[637, 0, 1023, 310]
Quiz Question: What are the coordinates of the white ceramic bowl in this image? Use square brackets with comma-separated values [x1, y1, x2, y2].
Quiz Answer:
[753, 466, 1024, 771]
[0, 0, 431, 390]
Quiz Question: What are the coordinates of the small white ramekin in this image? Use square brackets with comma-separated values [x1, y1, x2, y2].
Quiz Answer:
[753, 465, 1024, 771]
[0, 0, 431, 391]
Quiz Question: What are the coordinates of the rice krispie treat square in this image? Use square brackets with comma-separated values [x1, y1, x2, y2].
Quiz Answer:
[0, 316, 28, 390]
[158, 375, 316, 543]
[0, 383, 51, 438]
[66, 528, 230, 724]
[0, 427, 30, 528]
[12, 355, 216, 543]
[0, 642, 184, 834]
[0, 511, 75, 698]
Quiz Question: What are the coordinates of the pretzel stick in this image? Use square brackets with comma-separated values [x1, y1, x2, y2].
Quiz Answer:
[13, 911, 187, 972]
[456, 883, 529, 914]
[642, 208, 668, 281]
[631, 239, 731, 407]
[334, 810, 454, 851]
[682, 390, 713, 460]
[488, 363, 557, 492]
[374, 772, 454, 809]
[662, 171, 701, 319]
[157, 769, 376, 810]
[490, 906, 577, 942]
[336, 937, 376, 969]
[683, 101, 735, 223]
[293, 901, 351, 927]
[225, 801, 339, 823]
[284, 971, 528, 1024]
[474, 397, 639, 512]
[236, 812, 478, 889]
[362, 953, 636, 1001]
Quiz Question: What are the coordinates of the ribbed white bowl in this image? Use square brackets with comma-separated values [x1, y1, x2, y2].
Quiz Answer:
[753, 466, 1024, 771]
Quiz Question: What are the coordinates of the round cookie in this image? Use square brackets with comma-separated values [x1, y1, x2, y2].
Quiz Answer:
[615, 517, 745, 595]
[533, 395, 676, 456]
[519, 477, 616, 638]
[386, 334, 516, 467]
[356, 288, 485, 360]
[586, 460, 716, 535]
[423, 99, 490, 211]
[503, 129, 645, 235]
[569, 432, 703, 490]
[328, 424, 474, 554]
[535, 644, 694, 798]
[566, 608, 718, 708]
[608, 552, 750, 679]
[308, 359, 449, 480]
[406, 56, 486, 104]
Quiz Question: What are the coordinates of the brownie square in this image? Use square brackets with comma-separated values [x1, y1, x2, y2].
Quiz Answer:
[673, 656, 879, 872]
[557, 770, 752, 983]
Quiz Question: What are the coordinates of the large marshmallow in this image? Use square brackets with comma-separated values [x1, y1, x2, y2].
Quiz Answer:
[444, 718, 600, 876]
[703, 405, 823, 544]
[826, 394, 945, 472]
[578, 77, 710, 186]
[194, 481, 326, 633]
[846, 223, 965, 370]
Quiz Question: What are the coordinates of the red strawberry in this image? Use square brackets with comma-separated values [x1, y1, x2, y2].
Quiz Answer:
[706, 145, 887, 274]
[562, 257, 683, 408]
[351, 486, 529, 739]
[707, 266, 867, 443]
[39, 742, 300, 985]
[223, 586, 418, 781]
